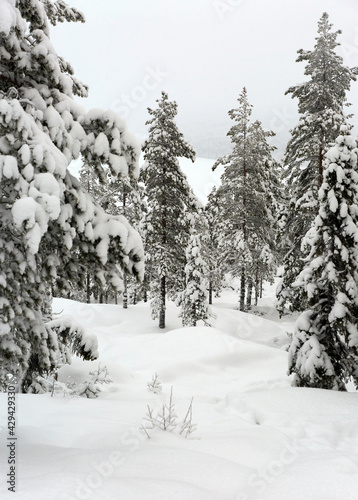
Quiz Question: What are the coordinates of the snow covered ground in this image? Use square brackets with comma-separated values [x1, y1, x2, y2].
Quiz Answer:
[1, 282, 358, 499]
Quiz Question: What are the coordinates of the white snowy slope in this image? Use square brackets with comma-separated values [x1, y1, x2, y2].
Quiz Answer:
[1, 285, 358, 499]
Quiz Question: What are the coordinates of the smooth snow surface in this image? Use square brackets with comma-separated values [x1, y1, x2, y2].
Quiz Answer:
[1, 283, 358, 499]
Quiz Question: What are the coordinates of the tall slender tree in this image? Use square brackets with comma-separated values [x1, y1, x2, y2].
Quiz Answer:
[277, 12, 358, 315]
[203, 187, 224, 305]
[213, 89, 279, 310]
[141, 91, 197, 328]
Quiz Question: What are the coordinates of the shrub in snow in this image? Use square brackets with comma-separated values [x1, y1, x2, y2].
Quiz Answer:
[74, 364, 112, 398]
[142, 387, 197, 438]
[277, 13, 358, 316]
[141, 91, 199, 329]
[177, 233, 211, 327]
[34, 363, 112, 398]
[147, 372, 162, 394]
[0, 1, 144, 392]
[288, 127, 358, 390]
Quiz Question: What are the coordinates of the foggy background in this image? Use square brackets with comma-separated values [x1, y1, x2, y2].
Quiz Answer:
[51, 0, 358, 159]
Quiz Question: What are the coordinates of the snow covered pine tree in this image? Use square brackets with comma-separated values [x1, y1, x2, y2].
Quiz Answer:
[141, 91, 198, 329]
[277, 12, 358, 315]
[288, 126, 358, 390]
[213, 88, 279, 311]
[177, 232, 210, 327]
[0, 0, 144, 391]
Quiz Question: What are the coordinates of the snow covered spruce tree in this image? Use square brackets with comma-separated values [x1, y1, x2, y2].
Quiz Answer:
[177, 232, 210, 327]
[203, 186, 224, 305]
[288, 126, 358, 390]
[0, 1, 144, 391]
[277, 12, 358, 315]
[141, 91, 198, 328]
[213, 88, 279, 311]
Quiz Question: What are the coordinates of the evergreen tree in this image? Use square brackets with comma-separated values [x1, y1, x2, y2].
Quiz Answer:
[141, 91, 197, 328]
[277, 12, 358, 315]
[0, 1, 144, 391]
[177, 232, 210, 327]
[288, 126, 358, 390]
[106, 174, 146, 307]
[213, 88, 279, 310]
[203, 187, 224, 305]
[78, 163, 106, 303]
[79, 163, 146, 306]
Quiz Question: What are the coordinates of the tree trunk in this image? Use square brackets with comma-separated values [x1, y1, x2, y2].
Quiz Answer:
[208, 278, 213, 305]
[246, 278, 253, 310]
[192, 303, 197, 327]
[123, 271, 128, 309]
[143, 285, 148, 303]
[260, 278, 263, 299]
[159, 276, 166, 329]
[254, 269, 259, 306]
[86, 272, 91, 304]
[318, 141, 324, 188]
[240, 267, 246, 311]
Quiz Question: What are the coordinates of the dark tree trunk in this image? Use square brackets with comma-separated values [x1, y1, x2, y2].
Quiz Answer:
[246, 278, 253, 310]
[240, 267, 246, 311]
[123, 271, 128, 309]
[192, 303, 197, 327]
[254, 268, 259, 306]
[208, 278, 213, 305]
[143, 285, 148, 303]
[86, 272, 91, 304]
[159, 276, 166, 329]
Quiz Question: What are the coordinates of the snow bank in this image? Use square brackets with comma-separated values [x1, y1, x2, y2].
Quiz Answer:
[1, 285, 356, 500]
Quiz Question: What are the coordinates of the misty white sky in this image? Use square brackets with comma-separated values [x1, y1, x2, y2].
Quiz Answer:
[52, 0, 358, 157]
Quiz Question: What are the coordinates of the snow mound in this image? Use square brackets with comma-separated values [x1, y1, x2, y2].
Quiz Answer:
[1, 285, 356, 500]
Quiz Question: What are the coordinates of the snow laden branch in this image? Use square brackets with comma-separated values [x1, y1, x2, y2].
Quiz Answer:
[0, 0, 144, 392]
